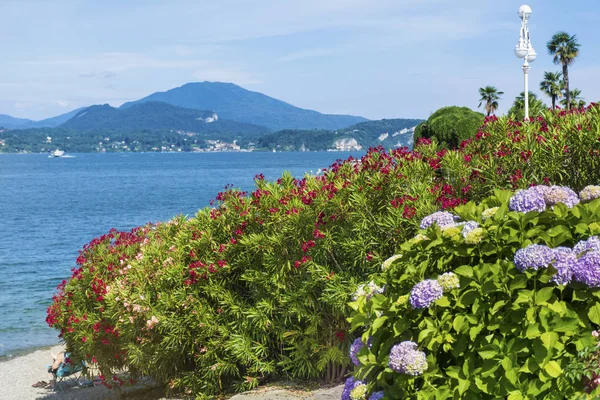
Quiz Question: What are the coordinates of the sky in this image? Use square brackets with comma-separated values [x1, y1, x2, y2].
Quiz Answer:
[1, 0, 599, 121]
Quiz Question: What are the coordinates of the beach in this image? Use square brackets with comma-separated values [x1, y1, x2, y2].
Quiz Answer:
[0, 345, 343, 400]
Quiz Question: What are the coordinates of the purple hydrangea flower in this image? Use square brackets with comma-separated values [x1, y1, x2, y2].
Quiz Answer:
[574, 237, 600, 256]
[530, 185, 551, 196]
[572, 251, 600, 288]
[409, 279, 444, 309]
[550, 247, 576, 285]
[349, 337, 365, 366]
[368, 391, 384, 400]
[388, 341, 428, 376]
[420, 211, 459, 229]
[460, 221, 479, 238]
[513, 244, 555, 272]
[509, 188, 546, 213]
[544, 186, 580, 208]
[342, 377, 364, 400]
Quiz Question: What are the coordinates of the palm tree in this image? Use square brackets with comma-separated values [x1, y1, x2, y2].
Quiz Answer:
[508, 91, 547, 121]
[560, 89, 585, 109]
[547, 32, 581, 110]
[478, 86, 504, 116]
[539, 71, 563, 109]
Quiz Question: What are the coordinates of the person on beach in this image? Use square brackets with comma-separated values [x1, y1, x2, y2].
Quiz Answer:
[32, 351, 64, 389]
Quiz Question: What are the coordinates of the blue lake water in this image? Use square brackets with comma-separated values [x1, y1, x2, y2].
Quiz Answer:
[0, 151, 363, 358]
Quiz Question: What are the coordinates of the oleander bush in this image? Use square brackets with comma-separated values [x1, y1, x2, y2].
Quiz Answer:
[47, 105, 600, 398]
[347, 187, 600, 399]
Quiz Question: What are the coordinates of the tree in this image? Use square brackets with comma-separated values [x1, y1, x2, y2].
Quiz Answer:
[560, 88, 585, 109]
[539, 71, 563, 109]
[508, 92, 547, 121]
[413, 106, 484, 149]
[477, 86, 504, 116]
[547, 32, 581, 110]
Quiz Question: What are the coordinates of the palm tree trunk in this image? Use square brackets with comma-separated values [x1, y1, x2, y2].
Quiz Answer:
[563, 64, 570, 110]
[551, 95, 556, 110]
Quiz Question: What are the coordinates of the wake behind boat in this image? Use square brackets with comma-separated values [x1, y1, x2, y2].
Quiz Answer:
[48, 150, 74, 158]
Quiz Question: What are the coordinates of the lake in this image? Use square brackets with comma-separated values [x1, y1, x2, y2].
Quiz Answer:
[0, 151, 363, 358]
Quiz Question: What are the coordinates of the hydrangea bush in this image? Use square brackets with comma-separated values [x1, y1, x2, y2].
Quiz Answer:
[348, 189, 600, 399]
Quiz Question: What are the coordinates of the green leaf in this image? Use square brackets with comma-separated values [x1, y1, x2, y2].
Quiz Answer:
[535, 287, 555, 305]
[543, 361, 562, 378]
[588, 303, 600, 325]
[477, 344, 500, 360]
[455, 265, 473, 278]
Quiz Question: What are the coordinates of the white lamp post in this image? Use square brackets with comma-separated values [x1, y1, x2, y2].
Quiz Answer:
[514, 5, 536, 120]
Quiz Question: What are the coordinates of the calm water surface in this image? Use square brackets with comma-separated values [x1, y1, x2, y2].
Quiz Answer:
[0, 151, 362, 358]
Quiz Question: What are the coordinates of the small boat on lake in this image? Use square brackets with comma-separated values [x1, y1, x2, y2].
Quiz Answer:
[51, 149, 65, 157]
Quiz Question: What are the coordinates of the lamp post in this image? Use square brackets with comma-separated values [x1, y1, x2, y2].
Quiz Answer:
[514, 5, 536, 120]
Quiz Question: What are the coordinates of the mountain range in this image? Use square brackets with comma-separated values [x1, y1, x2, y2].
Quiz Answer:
[2, 82, 368, 132]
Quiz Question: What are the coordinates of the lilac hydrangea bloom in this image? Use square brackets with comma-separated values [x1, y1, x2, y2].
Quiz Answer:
[342, 377, 364, 400]
[388, 341, 428, 376]
[460, 221, 479, 238]
[368, 391, 384, 400]
[544, 186, 580, 208]
[513, 244, 555, 272]
[509, 188, 546, 213]
[419, 211, 458, 229]
[550, 247, 577, 285]
[349, 337, 364, 366]
[574, 237, 600, 256]
[409, 279, 444, 309]
[572, 251, 600, 288]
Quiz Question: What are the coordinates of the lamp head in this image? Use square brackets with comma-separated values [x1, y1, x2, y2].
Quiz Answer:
[518, 5, 532, 20]
[514, 44, 528, 59]
[526, 46, 537, 62]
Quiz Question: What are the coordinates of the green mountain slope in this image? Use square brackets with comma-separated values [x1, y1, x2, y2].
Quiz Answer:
[0, 114, 33, 129]
[257, 118, 423, 151]
[120, 82, 367, 131]
[61, 101, 268, 134]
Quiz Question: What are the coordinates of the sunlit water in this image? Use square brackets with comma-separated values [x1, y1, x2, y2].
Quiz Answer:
[0, 151, 362, 358]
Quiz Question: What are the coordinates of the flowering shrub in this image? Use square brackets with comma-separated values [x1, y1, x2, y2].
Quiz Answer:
[348, 189, 600, 399]
[47, 105, 600, 398]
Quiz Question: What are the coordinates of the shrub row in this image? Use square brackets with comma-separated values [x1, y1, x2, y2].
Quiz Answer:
[47, 105, 600, 398]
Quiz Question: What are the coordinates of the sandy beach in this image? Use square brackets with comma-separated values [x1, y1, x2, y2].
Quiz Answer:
[0, 345, 343, 400]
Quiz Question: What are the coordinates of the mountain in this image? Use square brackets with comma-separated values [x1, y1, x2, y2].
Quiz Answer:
[0, 114, 33, 129]
[21, 107, 87, 128]
[257, 118, 423, 152]
[120, 82, 368, 131]
[0, 108, 87, 129]
[60, 101, 267, 134]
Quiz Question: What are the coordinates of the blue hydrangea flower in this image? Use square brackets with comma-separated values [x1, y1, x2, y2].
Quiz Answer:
[509, 188, 546, 213]
[513, 244, 555, 272]
[580, 185, 600, 202]
[461, 221, 479, 237]
[420, 211, 459, 229]
[368, 391, 384, 400]
[572, 251, 600, 288]
[388, 341, 428, 376]
[550, 247, 576, 285]
[342, 377, 364, 400]
[349, 337, 364, 366]
[544, 186, 580, 208]
[574, 237, 600, 256]
[409, 279, 444, 309]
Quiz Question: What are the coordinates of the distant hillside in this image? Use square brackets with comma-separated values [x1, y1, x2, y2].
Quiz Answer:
[120, 82, 368, 131]
[257, 118, 423, 151]
[0, 114, 33, 129]
[21, 108, 87, 129]
[61, 102, 268, 134]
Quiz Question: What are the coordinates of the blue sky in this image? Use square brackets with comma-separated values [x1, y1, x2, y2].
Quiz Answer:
[1, 0, 599, 121]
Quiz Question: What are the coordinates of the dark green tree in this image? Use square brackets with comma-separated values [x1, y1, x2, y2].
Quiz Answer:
[414, 106, 484, 149]
[508, 91, 547, 121]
